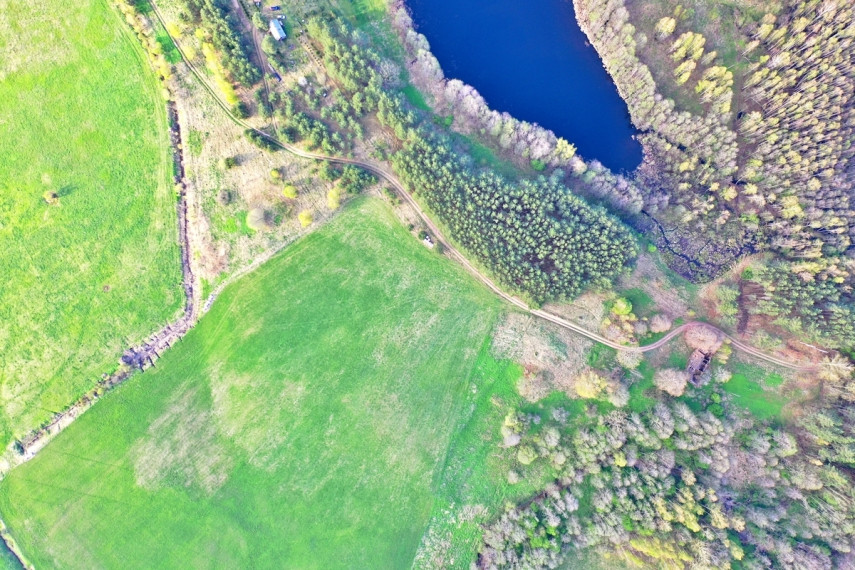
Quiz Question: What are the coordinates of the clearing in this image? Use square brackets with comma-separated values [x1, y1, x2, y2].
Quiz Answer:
[0, 0, 182, 448]
[0, 198, 502, 568]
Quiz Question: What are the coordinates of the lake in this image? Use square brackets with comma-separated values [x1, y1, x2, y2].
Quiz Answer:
[406, 0, 643, 173]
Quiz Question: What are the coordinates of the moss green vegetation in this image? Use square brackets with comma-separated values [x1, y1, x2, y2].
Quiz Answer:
[723, 364, 786, 419]
[587, 344, 617, 368]
[622, 288, 654, 317]
[628, 362, 657, 413]
[0, 199, 502, 568]
[334, 0, 389, 27]
[402, 84, 430, 111]
[0, 0, 182, 447]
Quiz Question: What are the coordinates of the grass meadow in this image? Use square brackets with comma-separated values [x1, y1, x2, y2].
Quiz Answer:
[0, 199, 504, 568]
[0, 0, 182, 447]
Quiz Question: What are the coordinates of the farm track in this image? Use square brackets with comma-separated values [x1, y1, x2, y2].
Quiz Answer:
[5, 0, 815, 473]
[0, 3, 819, 564]
[147, 0, 814, 373]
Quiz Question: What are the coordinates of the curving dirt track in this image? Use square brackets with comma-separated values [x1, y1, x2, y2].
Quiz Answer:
[147, 0, 814, 373]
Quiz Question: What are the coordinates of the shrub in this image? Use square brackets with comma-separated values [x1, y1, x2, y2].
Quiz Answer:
[575, 369, 608, 399]
[612, 298, 633, 316]
[43, 190, 59, 205]
[244, 129, 278, 151]
[282, 184, 298, 199]
[654, 368, 689, 397]
[650, 314, 672, 333]
[246, 207, 268, 231]
[327, 188, 341, 210]
[517, 446, 537, 465]
[298, 209, 313, 227]
[216, 189, 232, 205]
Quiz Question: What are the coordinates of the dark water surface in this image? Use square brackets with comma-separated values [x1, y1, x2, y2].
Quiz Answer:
[407, 0, 643, 172]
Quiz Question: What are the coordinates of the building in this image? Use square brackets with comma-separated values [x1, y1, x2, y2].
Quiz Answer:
[687, 349, 711, 385]
[269, 18, 286, 41]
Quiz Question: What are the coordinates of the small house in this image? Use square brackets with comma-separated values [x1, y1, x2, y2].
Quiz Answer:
[687, 349, 712, 385]
[270, 18, 286, 41]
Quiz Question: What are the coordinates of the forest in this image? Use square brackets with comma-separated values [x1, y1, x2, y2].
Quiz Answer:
[477, 391, 855, 569]
[393, 137, 638, 302]
[572, 0, 855, 349]
[173, 0, 260, 85]
[576, 0, 853, 260]
[292, 18, 640, 303]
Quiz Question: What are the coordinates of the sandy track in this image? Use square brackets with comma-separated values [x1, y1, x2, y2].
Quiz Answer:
[146, 0, 814, 374]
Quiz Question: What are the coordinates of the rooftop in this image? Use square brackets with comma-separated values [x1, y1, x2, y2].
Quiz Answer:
[269, 18, 286, 41]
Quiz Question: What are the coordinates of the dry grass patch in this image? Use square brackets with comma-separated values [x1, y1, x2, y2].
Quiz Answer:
[210, 369, 309, 471]
[0, 0, 80, 79]
[543, 291, 607, 331]
[132, 387, 233, 495]
[173, 68, 332, 284]
[619, 253, 691, 318]
[492, 313, 592, 401]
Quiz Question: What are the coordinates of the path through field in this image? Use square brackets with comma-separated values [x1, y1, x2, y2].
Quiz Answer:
[148, 0, 813, 373]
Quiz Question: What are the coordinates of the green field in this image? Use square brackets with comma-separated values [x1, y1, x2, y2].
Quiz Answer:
[0, 0, 182, 447]
[724, 365, 787, 420]
[0, 199, 503, 568]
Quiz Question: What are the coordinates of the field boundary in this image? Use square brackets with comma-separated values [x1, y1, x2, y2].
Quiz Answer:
[5, 0, 813, 475]
[0, 1, 821, 564]
[1, 0, 199, 474]
[145, 0, 813, 372]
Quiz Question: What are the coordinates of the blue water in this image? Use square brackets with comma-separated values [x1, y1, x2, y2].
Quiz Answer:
[407, 0, 642, 172]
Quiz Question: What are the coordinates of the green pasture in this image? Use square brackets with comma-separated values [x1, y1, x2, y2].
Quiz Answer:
[724, 363, 787, 420]
[0, 199, 501, 568]
[0, 0, 182, 447]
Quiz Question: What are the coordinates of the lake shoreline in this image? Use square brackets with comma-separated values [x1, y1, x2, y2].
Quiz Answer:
[401, 0, 642, 172]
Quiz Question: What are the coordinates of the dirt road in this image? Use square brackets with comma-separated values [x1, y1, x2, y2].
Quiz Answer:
[146, 0, 815, 373]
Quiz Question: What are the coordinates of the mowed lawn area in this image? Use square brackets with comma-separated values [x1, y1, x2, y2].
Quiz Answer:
[0, 199, 501, 568]
[0, 0, 182, 446]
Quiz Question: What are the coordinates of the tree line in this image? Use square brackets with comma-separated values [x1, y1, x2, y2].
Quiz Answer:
[304, 18, 638, 303]
[175, 0, 260, 86]
[480, 378, 855, 569]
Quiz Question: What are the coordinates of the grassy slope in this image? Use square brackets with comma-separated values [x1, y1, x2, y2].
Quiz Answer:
[0, 0, 182, 446]
[0, 199, 501, 568]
